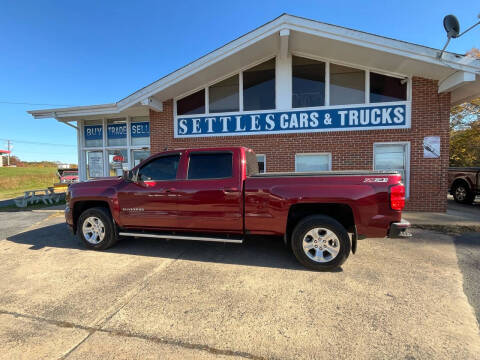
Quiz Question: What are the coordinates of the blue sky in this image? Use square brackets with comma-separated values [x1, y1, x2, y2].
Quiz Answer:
[0, 0, 478, 164]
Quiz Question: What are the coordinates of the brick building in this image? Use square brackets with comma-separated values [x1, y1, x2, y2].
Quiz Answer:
[29, 14, 480, 211]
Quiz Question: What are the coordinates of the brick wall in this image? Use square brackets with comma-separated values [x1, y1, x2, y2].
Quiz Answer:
[150, 76, 450, 212]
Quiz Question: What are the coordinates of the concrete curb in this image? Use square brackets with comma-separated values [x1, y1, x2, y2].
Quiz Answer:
[411, 224, 480, 235]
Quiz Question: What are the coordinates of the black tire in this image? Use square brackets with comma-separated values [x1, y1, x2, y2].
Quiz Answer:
[77, 207, 118, 250]
[452, 182, 474, 204]
[291, 215, 350, 271]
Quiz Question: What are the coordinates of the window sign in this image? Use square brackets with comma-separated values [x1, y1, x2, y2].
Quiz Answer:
[107, 123, 127, 139]
[84, 123, 103, 147]
[84, 125, 103, 140]
[131, 122, 150, 138]
[175, 103, 408, 138]
[86, 151, 104, 178]
[423, 136, 440, 158]
[108, 149, 128, 176]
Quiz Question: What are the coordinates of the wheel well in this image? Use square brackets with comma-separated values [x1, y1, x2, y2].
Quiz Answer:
[452, 178, 471, 192]
[286, 203, 355, 244]
[73, 200, 111, 233]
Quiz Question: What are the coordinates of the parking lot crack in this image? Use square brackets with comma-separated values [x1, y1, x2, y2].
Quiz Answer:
[91, 250, 186, 329]
[0, 309, 268, 360]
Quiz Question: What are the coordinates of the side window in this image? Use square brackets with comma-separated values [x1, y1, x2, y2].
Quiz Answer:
[256, 154, 266, 173]
[137, 155, 180, 181]
[188, 153, 233, 179]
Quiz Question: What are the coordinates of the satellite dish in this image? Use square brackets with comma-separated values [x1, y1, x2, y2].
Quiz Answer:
[443, 15, 460, 38]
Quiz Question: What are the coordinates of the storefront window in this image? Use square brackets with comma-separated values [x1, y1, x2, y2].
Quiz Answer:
[108, 149, 129, 177]
[107, 118, 127, 146]
[209, 75, 239, 113]
[130, 116, 150, 146]
[243, 58, 275, 111]
[330, 64, 365, 105]
[292, 56, 326, 108]
[295, 153, 331, 172]
[374, 143, 409, 196]
[370, 72, 407, 103]
[86, 150, 104, 178]
[132, 149, 150, 167]
[177, 89, 205, 115]
[256, 154, 266, 173]
[84, 120, 103, 148]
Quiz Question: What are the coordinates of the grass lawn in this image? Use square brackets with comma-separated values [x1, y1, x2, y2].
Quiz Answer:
[0, 167, 58, 200]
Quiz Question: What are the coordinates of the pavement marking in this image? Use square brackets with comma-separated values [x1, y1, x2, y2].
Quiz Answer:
[0, 309, 266, 360]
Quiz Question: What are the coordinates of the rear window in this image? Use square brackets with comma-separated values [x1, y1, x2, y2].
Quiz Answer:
[188, 153, 233, 179]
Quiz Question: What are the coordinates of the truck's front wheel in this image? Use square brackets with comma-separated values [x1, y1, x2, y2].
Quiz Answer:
[78, 207, 117, 250]
[291, 215, 350, 271]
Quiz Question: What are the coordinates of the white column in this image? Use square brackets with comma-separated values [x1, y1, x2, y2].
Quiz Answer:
[276, 55, 292, 110]
[276, 29, 292, 110]
[77, 120, 87, 181]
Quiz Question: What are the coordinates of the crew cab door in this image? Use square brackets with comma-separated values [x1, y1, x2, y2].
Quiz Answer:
[174, 150, 243, 234]
[117, 153, 180, 229]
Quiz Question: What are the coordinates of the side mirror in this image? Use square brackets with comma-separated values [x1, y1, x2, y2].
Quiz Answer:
[122, 170, 135, 182]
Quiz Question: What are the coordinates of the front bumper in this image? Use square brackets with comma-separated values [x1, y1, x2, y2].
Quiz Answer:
[388, 219, 412, 238]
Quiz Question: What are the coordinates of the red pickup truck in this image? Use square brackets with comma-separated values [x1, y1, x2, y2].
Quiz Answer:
[65, 147, 409, 271]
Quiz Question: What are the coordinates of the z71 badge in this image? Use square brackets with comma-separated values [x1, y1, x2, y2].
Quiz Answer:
[363, 177, 388, 183]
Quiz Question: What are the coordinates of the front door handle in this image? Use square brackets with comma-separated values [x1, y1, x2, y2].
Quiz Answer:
[148, 188, 177, 197]
[223, 188, 238, 193]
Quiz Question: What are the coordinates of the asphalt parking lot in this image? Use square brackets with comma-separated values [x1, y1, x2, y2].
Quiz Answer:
[0, 209, 479, 359]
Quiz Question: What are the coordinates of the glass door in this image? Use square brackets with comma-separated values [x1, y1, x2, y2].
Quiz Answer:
[374, 143, 409, 196]
[131, 149, 150, 167]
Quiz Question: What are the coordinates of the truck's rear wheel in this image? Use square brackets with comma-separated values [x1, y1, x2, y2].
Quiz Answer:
[452, 183, 474, 204]
[78, 207, 117, 250]
[291, 215, 350, 271]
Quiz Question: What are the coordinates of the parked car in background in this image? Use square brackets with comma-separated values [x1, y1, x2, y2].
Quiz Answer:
[58, 169, 79, 184]
[448, 167, 480, 204]
[65, 147, 409, 271]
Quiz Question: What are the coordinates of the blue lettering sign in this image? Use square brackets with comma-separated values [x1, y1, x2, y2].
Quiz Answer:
[175, 104, 408, 138]
[107, 123, 127, 139]
[84, 125, 103, 140]
[131, 122, 150, 138]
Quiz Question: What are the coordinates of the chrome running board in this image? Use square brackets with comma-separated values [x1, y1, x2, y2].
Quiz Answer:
[119, 232, 243, 244]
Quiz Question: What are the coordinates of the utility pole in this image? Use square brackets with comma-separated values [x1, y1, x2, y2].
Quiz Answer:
[7, 140, 11, 166]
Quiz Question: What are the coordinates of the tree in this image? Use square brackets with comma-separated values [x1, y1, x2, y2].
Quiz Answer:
[449, 48, 480, 166]
[2, 155, 23, 167]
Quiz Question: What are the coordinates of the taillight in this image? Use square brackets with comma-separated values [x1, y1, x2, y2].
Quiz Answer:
[390, 184, 405, 211]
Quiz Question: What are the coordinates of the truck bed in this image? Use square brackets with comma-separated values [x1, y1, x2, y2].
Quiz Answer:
[250, 170, 399, 177]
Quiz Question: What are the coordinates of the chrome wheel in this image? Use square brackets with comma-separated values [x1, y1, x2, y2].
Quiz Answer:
[455, 186, 467, 201]
[82, 216, 105, 245]
[302, 227, 340, 263]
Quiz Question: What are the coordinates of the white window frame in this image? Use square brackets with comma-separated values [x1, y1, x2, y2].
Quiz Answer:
[295, 153, 332, 172]
[256, 154, 266, 173]
[174, 55, 277, 117]
[373, 141, 411, 198]
[78, 117, 151, 180]
[290, 51, 412, 107]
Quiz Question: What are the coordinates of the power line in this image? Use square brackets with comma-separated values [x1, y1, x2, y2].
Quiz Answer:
[1, 138, 76, 147]
[0, 101, 75, 107]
